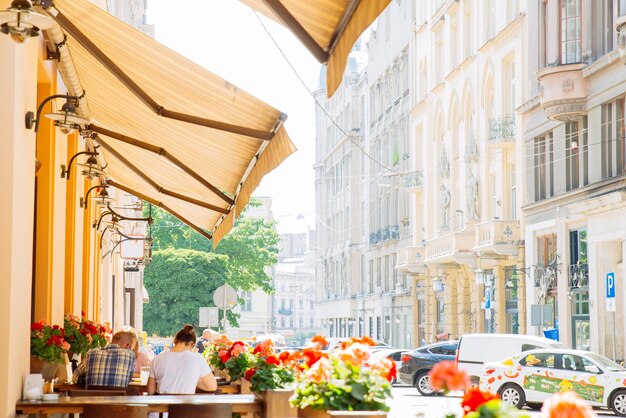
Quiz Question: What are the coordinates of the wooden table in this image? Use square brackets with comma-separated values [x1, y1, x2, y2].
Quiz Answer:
[17, 394, 262, 417]
[54, 381, 240, 395]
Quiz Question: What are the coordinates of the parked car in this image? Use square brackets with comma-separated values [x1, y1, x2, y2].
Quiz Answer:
[318, 337, 393, 352]
[456, 333, 565, 384]
[367, 348, 410, 385]
[398, 341, 459, 395]
[480, 348, 626, 415]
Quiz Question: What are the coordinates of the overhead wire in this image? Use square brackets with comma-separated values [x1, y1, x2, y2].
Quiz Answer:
[251, 10, 397, 175]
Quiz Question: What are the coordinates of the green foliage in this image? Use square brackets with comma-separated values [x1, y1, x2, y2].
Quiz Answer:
[142, 201, 280, 335]
[143, 249, 229, 336]
[248, 358, 295, 392]
[290, 355, 392, 412]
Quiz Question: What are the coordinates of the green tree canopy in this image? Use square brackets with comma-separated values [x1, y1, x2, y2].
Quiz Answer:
[143, 203, 279, 336]
[143, 249, 228, 337]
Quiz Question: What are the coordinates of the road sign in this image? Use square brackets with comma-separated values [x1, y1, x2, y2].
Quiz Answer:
[199, 307, 219, 327]
[213, 284, 238, 310]
[607, 298, 616, 312]
[484, 288, 491, 309]
[607, 272, 616, 299]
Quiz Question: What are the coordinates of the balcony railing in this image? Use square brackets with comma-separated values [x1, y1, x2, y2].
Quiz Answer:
[488, 115, 515, 144]
[474, 220, 520, 255]
[278, 308, 293, 316]
[569, 263, 589, 289]
[369, 225, 400, 246]
[403, 171, 424, 188]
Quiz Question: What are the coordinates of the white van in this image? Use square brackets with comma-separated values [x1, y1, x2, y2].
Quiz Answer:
[456, 334, 565, 384]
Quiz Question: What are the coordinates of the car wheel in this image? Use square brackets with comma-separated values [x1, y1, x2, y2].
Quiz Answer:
[611, 389, 626, 416]
[498, 383, 525, 409]
[415, 371, 436, 396]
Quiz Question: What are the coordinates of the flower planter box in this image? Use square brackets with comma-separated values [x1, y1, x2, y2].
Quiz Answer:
[297, 409, 388, 418]
[257, 389, 297, 418]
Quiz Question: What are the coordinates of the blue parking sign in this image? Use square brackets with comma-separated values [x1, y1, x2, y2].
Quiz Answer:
[607, 272, 616, 298]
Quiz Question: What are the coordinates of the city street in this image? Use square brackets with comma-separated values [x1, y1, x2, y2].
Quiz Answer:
[387, 386, 618, 417]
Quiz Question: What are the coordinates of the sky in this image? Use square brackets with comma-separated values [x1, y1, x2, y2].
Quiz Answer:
[146, 0, 321, 220]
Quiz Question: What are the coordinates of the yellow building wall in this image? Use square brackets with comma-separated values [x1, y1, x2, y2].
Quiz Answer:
[0, 35, 39, 418]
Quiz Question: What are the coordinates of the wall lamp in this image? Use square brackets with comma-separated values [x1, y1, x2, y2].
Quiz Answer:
[60, 150, 99, 181]
[94, 203, 152, 231]
[80, 183, 109, 210]
[25, 94, 89, 134]
[0, 0, 53, 44]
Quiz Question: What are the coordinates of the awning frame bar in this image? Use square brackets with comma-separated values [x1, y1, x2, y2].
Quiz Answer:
[48, 6, 274, 141]
[259, 0, 329, 63]
[108, 180, 213, 240]
[327, 0, 361, 56]
[88, 124, 235, 206]
[93, 135, 230, 215]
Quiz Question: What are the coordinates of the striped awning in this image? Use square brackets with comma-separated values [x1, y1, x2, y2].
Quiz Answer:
[240, 0, 391, 96]
[44, 0, 296, 245]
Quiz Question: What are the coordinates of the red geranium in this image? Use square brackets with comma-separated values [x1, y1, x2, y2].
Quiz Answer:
[265, 355, 280, 366]
[244, 368, 256, 381]
[461, 387, 500, 415]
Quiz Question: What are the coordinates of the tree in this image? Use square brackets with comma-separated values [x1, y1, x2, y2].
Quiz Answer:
[142, 203, 279, 335]
[143, 249, 228, 337]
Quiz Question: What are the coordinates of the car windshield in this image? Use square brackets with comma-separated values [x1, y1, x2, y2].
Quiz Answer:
[586, 353, 625, 371]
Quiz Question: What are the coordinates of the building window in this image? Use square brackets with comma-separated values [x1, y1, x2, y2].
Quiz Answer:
[565, 121, 580, 191]
[504, 58, 516, 115]
[508, 163, 517, 219]
[369, 317, 374, 337]
[436, 298, 445, 335]
[241, 291, 252, 312]
[289, 317, 294, 328]
[569, 228, 588, 288]
[601, 99, 626, 179]
[376, 316, 382, 340]
[505, 266, 519, 334]
[463, 0, 473, 58]
[484, 0, 494, 41]
[450, 11, 459, 69]
[539, 0, 547, 68]
[507, 0, 518, 23]
[533, 132, 554, 201]
[280, 317, 285, 328]
[621, 0, 626, 15]
[561, 0, 581, 64]
[602, 0, 615, 55]
[434, 28, 444, 85]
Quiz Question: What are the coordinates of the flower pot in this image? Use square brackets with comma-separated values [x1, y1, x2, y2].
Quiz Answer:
[298, 408, 388, 418]
[297, 407, 331, 418]
[328, 412, 388, 418]
[257, 389, 297, 418]
[30, 357, 59, 382]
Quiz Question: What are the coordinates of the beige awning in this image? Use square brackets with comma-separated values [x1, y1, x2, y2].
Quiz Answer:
[46, 0, 296, 245]
[239, 0, 390, 96]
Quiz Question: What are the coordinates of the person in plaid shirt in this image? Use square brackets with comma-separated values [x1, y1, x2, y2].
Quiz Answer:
[73, 331, 135, 387]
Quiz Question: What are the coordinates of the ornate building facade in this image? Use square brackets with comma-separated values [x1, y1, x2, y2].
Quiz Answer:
[522, 0, 626, 360]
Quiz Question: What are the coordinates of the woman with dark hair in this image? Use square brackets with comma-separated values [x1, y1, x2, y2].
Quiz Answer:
[147, 324, 217, 394]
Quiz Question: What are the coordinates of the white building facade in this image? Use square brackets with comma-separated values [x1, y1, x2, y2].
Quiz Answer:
[522, 0, 626, 361]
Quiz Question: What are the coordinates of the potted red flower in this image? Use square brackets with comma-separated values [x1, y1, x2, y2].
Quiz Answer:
[30, 320, 70, 381]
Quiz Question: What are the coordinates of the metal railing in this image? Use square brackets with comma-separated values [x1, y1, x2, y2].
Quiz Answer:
[488, 115, 516, 143]
[569, 263, 589, 288]
[403, 171, 424, 188]
[369, 225, 400, 245]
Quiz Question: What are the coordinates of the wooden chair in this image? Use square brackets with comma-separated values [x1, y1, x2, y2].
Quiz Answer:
[69, 388, 126, 397]
[167, 403, 232, 418]
[82, 404, 148, 418]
